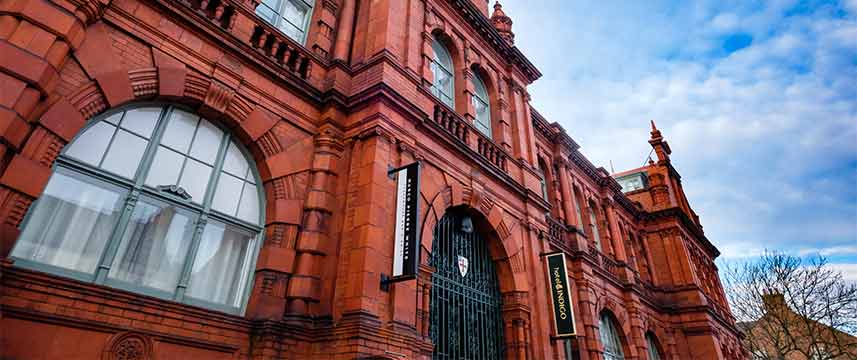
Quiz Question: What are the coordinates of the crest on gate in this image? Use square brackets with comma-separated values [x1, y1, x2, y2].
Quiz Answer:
[457, 255, 469, 277]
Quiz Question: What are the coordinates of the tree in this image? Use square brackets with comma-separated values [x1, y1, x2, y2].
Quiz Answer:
[723, 252, 857, 360]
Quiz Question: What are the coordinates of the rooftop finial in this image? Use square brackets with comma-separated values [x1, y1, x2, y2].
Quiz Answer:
[491, 1, 514, 45]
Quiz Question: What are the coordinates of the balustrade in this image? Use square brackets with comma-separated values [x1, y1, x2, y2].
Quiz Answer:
[431, 105, 510, 172]
[170, 0, 314, 80]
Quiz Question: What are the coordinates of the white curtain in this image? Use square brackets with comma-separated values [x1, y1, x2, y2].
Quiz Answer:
[186, 222, 255, 307]
[12, 173, 122, 274]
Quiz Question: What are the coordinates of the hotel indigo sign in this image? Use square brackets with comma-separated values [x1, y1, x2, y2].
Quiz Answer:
[545, 252, 576, 337]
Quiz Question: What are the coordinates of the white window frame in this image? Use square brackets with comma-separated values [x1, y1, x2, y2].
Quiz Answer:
[255, 0, 315, 44]
[430, 38, 456, 108]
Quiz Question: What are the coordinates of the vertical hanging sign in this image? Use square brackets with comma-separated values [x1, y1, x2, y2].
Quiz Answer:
[545, 252, 576, 337]
[390, 162, 421, 280]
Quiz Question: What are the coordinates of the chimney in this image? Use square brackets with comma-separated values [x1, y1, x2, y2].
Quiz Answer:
[762, 293, 788, 314]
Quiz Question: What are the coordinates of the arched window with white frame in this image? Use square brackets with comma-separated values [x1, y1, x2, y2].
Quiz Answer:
[471, 72, 492, 138]
[10, 104, 265, 315]
[599, 311, 626, 360]
[430, 37, 455, 108]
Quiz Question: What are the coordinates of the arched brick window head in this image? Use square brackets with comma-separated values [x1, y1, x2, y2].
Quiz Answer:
[10, 104, 265, 315]
[471, 73, 491, 139]
[599, 311, 625, 360]
[646, 332, 663, 360]
[430, 37, 455, 108]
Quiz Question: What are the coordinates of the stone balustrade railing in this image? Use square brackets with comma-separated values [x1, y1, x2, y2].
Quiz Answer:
[170, 0, 314, 80]
[249, 24, 312, 79]
[431, 104, 510, 173]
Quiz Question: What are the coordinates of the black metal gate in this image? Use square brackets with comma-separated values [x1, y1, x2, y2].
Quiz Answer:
[429, 210, 505, 359]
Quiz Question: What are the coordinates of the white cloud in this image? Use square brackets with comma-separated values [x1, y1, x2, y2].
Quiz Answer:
[828, 263, 857, 283]
[503, 0, 857, 261]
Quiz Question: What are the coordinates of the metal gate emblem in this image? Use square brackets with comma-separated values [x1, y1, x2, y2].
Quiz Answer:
[457, 255, 469, 277]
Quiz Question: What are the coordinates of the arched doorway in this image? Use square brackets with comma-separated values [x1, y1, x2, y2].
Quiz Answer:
[429, 208, 505, 359]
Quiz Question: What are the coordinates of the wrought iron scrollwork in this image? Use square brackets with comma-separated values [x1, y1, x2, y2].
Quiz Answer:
[429, 210, 505, 359]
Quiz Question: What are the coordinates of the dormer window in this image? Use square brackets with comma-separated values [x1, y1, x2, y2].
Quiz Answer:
[616, 172, 647, 192]
[255, 0, 314, 44]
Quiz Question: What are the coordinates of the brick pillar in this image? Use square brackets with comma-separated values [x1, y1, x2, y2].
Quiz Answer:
[556, 161, 577, 228]
[605, 201, 627, 262]
[285, 124, 344, 318]
[332, 0, 355, 62]
[0, 0, 109, 255]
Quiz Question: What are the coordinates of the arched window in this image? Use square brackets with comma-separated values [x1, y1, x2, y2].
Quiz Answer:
[255, 0, 314, 43]
[471, 73, 491, 138]
[599, 312, 626, 360]
[646, 333, 662, 360]
[430, 38, 455, 108]
[588, 201, 602, 249]
[11, 105, 264, 314]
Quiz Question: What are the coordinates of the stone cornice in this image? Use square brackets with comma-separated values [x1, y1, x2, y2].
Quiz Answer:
[447, 0, 541, 83]
[644, 207, 720, 258]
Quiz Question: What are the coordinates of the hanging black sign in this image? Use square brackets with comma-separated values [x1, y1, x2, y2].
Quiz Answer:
[545, 252, 576, 337]
[390, 162, 420, 280]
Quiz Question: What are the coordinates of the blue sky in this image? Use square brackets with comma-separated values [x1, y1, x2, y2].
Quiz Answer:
[500, 0, 857, 279]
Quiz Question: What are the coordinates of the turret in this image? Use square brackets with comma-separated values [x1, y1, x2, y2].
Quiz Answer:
[491, 2, 515, 45]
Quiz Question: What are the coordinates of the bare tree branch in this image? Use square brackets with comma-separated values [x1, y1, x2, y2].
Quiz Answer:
[724, 251, 857, 360]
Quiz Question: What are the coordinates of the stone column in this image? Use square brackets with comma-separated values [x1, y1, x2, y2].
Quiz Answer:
[332, 0, 356, 62]
[556, 161, 577, 228]
[605, 201, 627, 262]
[285, 124, 344, 317]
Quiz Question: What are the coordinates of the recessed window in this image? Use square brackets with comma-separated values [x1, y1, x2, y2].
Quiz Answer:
[589, 201, 602, 249]
[255, 0, 314, 44]
[430, 38, 455, 108]
[646, 333, 662, 360]
[471, 73, 491, 138]
[599, 312, 626, 360]
[11, 105, 264, 314]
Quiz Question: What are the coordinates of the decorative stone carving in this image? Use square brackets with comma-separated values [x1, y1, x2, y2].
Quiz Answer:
[103, 332, 152, 360]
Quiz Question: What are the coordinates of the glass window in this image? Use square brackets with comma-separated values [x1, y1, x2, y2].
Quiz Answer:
[472, 73, 491, 138]
[430, 38, 455, 108]
[255, 0, 314, 44]
[599, 312, 626, 360]
[589, 201, 602, 249]
[10, 105, 265, 315]
[646, 333, 662, 360]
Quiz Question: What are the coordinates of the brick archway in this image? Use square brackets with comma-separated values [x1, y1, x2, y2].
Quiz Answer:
[416, 179, 532, 359]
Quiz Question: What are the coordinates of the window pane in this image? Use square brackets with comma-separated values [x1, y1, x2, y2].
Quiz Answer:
[101, 130, 148, 179]
[11, 172, 124, 274]
[189, 119, 224, 164]
[119, 107, 160, 139]
[255, 1, 278, 23]
[160, 109, 198, 154]
[108, 200, 194, 293]
[178, 159, 213, 203]
[64, 121, 116, 166]
[103, 112, 122, 125]
[145, 146, 185, 187]
[281, 0, 308, 26]
[222, 141, 250, 178]
[186, 221, 255, 307]
[211, 172, 243, 216]
[237, 183, 260, 224]
[277, 20, 303, 41]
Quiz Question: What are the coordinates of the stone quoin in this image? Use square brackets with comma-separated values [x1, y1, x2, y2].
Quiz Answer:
[0, 0, 745, 358]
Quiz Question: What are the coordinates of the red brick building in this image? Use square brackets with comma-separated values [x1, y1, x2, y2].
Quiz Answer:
[0, 0, 744, 358]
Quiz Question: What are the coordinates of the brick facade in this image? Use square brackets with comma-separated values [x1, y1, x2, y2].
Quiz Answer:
[0, 0, 744, 358]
